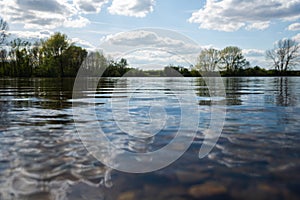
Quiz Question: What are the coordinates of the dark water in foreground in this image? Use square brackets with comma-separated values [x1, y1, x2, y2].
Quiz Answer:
[0, 77, 299, 200]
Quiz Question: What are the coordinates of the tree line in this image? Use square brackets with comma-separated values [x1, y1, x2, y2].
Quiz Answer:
[0, 31, 88, 77]
[196, 42, 300, 76]
[0, 18, 135, 78]
[1, 17, 300, 78]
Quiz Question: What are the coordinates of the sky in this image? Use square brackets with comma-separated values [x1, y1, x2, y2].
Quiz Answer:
[0, 0, 300, 69]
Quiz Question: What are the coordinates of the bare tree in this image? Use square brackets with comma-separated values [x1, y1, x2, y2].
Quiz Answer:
[0, 18, 8, 75]
[196, 48, 220, 72]
[0, 18, 8, 45]
[266, 39, 300, 73]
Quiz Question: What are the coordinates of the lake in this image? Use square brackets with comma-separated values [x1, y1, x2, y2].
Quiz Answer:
[0, 77, 299, 200]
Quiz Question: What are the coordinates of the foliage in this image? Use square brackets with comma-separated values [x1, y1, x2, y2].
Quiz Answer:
[62, 46, 87, 77]
[40, 33, 71, 77]
[219, 46, 249, 73]
[80, 52, 134, 77]
[1, 33, 87, 77]
[220, 66, 300, 77]
[104, 58, 129, 77]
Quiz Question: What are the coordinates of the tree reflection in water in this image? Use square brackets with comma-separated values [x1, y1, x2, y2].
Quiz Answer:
[275, 77, 297, 107]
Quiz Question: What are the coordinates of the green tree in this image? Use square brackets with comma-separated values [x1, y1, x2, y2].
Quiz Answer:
[190, 69, 201, 77]
[40, 32, 70, 77]
[196, 48, 220, 72]
[9, 39, 32, 77]
[63, 45, 87, 77]
[0, 49, 7, 76]
[104, 58, 129, 77]
[220, 46, 249, 73]
[266, 39, 300, 74]
[117, 58, 128, 75]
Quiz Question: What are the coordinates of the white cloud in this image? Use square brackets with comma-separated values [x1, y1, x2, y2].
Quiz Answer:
[71, 37, 96, 51]
[243, 49, 266, 67]
[9, 30, 53, 40]
[0, 0, 157, 29]
[108, 0, 155, 17]
[189, 0, 300, 32]
[6, 30, 96, 51]
[246, 22, 270, 31]
[123, 50, 189, 69]
[74, 0, 109, 14]
[0, 30, 52, 49]
[243, 49, 265, 57]
[288, 23, 300, 31]
[103, 30, 201, 54]
[100, 29, 201, 68]
[0, 0, 89, 29]
[64, 16, 91, 28]
[292, 33, 300, 42]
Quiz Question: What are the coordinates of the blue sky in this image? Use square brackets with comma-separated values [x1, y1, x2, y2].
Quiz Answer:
[1, 0, 300, 69]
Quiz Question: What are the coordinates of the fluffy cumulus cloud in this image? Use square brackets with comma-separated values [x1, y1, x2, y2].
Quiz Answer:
[122, 50, 186, 70]
[9, 30, 53, 40]
[64, 16, 91, 28]
[71, 37, 96, 51]
[189, 0, 300, 32]
[6, 30, 95, 50]
[0, 0, 155, 30]
[108, 0, 155, 17]
[288, 23, 300, 31]
[74, 0, 109, 13]
[0, 0, 89, 29]
[102, 30, 201, 55]
[1, 29, 95, 53]
[243, 49, 265, 57]
[293, 33, 300, 42]
[100, 29, 201, 69]
[0, 30, 53, 49]
[243, 49, 266, 67]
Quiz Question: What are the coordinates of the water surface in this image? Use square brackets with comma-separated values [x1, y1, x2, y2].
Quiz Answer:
[0, 77, 299, 200]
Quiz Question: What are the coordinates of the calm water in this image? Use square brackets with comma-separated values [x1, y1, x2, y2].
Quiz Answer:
[0, 77, 299, 200]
